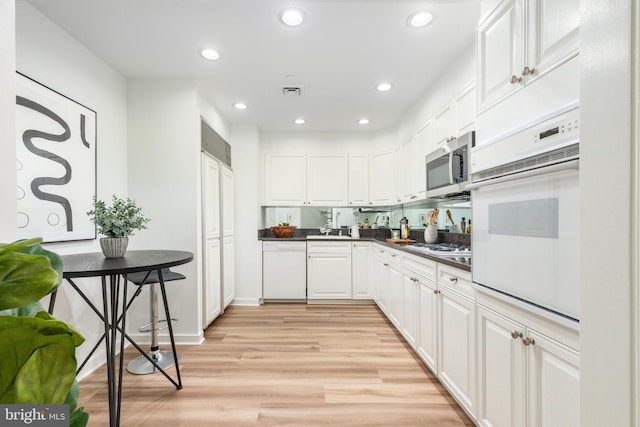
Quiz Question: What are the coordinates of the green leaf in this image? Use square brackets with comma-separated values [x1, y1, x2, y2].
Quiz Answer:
[0, 252, 59, 310]
[0, 322, 78, 404]
[70, 407, 90, 427]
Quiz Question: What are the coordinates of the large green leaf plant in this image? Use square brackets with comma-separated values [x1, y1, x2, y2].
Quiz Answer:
[0, 238, 89, 426]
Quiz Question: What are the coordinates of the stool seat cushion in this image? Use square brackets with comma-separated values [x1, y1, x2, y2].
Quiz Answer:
[126, 268, 186, 286]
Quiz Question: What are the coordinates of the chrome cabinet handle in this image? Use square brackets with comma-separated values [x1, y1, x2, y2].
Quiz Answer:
[433, 289, 441, 295]
[510, 75, 523, 84]
[511, 331, 523, 339]
[522, 66, 535, 76]
[522, 337, 536, 346]
[448, 276, 458, 283]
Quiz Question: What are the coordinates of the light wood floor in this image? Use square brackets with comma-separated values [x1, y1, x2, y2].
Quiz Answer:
[79, 304, 474, 426]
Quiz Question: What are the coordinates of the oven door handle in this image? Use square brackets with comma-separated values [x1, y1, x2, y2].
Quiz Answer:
[465, 159, 579, 191]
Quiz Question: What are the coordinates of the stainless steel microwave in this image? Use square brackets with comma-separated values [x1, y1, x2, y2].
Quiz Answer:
[425, 131, 474, 198]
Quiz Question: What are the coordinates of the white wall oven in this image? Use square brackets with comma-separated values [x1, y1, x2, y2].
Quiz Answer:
[468, 104, 580, 321]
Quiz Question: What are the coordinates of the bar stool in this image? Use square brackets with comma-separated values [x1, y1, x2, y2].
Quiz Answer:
[125, 268, 185, 375]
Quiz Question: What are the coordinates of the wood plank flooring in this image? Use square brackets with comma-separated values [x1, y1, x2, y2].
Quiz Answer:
[78, 304, 475, 426]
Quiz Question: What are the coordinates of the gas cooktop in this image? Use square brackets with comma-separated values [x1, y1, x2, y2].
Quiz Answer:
[408, 243, 471, 256]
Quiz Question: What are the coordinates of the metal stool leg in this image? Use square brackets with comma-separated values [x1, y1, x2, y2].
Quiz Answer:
[127, 283, 179, 374]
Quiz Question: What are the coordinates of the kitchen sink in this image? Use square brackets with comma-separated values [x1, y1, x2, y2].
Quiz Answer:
[306, 235, 352, 240]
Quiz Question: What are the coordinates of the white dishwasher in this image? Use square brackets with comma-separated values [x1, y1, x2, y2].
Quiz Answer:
[262, 241, 307, 301]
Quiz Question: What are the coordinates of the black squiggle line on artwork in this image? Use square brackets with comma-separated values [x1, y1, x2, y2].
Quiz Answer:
[16, 95, 74, 232]
[80, 114, 90, 148]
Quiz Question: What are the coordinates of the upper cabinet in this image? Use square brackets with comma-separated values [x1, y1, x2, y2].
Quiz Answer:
[455, 81, 477, 137]
[307, 154, 348, 206]
[348, 154, 369, 206]
[264, 153, 307, 206]
[369, 151, 396, 206]
[264, 153, 348, 206]
[477, 0, 579, 113]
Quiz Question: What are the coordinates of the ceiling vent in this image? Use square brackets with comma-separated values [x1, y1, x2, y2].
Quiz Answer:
[280, 84, 304, 97]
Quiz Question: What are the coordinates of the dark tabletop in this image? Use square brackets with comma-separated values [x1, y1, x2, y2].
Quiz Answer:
[60, 250, 194, 278]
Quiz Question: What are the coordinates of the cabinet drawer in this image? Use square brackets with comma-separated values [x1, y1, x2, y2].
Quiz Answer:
[402, 252, 436, 281]
[438, 264, 474, 299]
[307, 241, 351, 253]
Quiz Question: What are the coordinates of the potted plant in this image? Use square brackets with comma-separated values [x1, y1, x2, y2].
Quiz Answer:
[87, 195, 150, 258]
[0, 238, 88, 426]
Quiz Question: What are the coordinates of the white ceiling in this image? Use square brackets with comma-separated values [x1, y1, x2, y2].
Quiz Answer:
[24, 0, 480, 133]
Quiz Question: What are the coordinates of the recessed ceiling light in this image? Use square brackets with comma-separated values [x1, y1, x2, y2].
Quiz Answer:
[376, 82, 393, 92]
[233, 103, 248, 110]
[200, 48, 221, 61]
[280, 8, 306, 26]
[408, 11, 435, 28]
[294, 118, 306, 125]
[358, 119, 370, 125]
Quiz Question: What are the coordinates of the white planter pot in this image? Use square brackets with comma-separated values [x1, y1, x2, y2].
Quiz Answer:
[100, 237, 129, 258]
[424, 226, 438, 244]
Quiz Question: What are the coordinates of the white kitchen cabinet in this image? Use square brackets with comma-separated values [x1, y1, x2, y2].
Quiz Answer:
[351, 241, 372, 299]
[401, 273, 418, 349]
[396, 135, 419, 203]
[477, 306, 526, 427]
[387, 255, 403, 329]
[433, 102, 456, 149]
[414, 120, 431, 199]
[264, 153, 307, 205]
[417, 275, 439, 373]
[373, 246, 390, 313]
[455, 81, 476, 137]
[202, 153, 221, 327]
[203, 238, 221, 326]
[438, 283, 476, 419]
[307, 153, 348, 206]
[369, 151, 396, 206]
[476, 292, 580, 427]
[222, 235, 235, 308]
[221, 165, 234, 235]
[307, 241, 352, 300]
[477, 0, 579, 112]
[348, 153, 369, 206]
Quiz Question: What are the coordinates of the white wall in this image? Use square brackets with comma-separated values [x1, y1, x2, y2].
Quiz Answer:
[15, 2, 129, 379]
[229, 124, 261, 305]
[580, 0, 634, 425]
[126, 78, 204, 343]
[260, 131, 380, 153]
[0, 0, 16, 242]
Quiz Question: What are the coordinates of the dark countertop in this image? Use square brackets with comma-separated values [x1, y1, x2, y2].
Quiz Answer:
[259, 230, 471, 272]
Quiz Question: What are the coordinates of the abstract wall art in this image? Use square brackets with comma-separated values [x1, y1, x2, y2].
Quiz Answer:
[16, 72, 97, 242]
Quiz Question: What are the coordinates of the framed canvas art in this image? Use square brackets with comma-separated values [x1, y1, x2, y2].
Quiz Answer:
[15, 72, 97, 242]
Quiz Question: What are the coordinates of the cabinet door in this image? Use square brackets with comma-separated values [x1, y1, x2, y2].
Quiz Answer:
[264, 153, 306, 205]
[307, 251, 352, 299]
[369, 151, 396, 206]
[348, 154, 369, 206]
[417, 278, 438, 372]
[307, 154, 348, 206]
[203, 238, 221, 327]
[202, 153, 220, 239]
[438, 287, 476, 418]
[373, 249, 390, 312]
[397, 135, 418, 202]
[526, 0, 579, 84]
[415, 121, 431, 198]
[221, 165, 234, 236]
[477, 306, 526, 427]
[402, 273, 419, 349]
[387, 261, 403, 328]
[527, 329, 580, 427]
[455, 81, 476, 137]
[222, 236, 235, 308]
[477, 0, 525, 111]
[433, 102, 455, 147]
[352, 242, 372, 299]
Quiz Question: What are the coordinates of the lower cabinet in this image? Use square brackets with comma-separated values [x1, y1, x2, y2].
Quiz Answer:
[417, 276, 438, 372]
[477, 302, 580, 427]
[387, 261, 403, 328]
[351, 241, 372, 299]
[373, 248, 390, 313]
[438, 284, 476, 418]
[307, 241, 352, 299]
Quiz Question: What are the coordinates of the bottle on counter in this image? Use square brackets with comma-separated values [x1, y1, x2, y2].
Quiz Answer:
[466, 219, 471, 234]
[400, 217, 407, 239]
[363, 218, 369, 229]
[460, 217, 467, 234]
